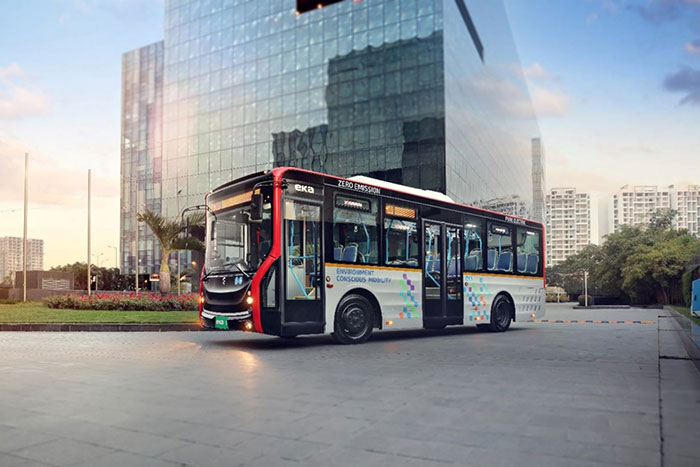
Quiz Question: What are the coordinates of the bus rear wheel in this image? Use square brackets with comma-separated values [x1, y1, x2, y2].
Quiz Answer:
[332, 294, 374, 345]
[488, 294, 513, 332]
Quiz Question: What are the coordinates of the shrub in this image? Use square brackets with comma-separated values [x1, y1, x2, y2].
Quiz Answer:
[577, 294, 594, 306]
[44, 293, 198, 311]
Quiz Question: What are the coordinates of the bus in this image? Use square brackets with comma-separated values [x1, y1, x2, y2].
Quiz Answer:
[199, 167, 545, 344]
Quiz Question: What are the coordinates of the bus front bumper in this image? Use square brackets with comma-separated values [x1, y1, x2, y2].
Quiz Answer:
[201, 309, 254, 331]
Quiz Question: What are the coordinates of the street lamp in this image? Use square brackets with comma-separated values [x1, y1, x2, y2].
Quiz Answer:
[176, 189, 183, 296]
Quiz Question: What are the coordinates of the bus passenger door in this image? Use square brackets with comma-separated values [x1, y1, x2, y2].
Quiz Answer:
[423, 221, 464, 328]
[282, 198, 324, 336]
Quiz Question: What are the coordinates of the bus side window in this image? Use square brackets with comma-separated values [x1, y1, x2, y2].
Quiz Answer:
[463, 217, 484, 272]
[516, 227, 541, 275]
[384, 218, 419, 267]
[333, 194, 379, 264]
[487, 222, 513, 273]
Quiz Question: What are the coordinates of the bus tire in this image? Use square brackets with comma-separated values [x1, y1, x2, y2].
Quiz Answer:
[332, 294, 374, 345]
[488, 294, 513, 332]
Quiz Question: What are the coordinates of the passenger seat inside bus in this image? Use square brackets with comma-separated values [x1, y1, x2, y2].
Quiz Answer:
[487, 249, 498, 271]
[497, 251, 513, 272]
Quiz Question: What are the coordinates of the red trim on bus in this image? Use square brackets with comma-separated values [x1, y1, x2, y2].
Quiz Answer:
[542, 223, 547, 285]
[249, 170, 284, 333]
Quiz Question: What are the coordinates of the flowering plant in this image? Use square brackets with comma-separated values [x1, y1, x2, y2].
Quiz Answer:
[44, 293, 198, 311]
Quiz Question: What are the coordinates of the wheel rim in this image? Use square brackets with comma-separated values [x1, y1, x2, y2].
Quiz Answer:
[496, 300, 510, 328]
[341, 304, 368, 338]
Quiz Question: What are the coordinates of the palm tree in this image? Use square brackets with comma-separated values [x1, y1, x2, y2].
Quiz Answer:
[137, 209, 205, 294]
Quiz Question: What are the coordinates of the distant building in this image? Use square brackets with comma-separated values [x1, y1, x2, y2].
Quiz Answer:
[531, 137, 545, 224]
[0, 237, 44, 284]
[675, 185, 700, 236]
[545, 188, 591, 266]
[610, 185, 673, 232]
[481, 195, 528, 219]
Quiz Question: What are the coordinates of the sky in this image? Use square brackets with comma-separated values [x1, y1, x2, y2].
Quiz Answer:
[0, 0, 699, 267]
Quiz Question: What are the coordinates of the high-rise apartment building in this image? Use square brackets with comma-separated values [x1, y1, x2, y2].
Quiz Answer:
[545, 188, 591, 266]
[121, 0, 541, 271]
[675, 185, 700, 236]
[610, 185, 672, 233]
[0, 237, 44, 283]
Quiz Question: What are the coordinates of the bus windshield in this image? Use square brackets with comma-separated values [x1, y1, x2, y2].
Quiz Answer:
[206, 186, 272, 274]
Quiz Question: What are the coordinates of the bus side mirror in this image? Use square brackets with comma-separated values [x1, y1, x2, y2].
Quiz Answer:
[250, 193, 263, 221]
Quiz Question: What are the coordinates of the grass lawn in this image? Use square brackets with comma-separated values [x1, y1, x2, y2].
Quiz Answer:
[0, 301, 198, 324]
[671, 305, 700, 326]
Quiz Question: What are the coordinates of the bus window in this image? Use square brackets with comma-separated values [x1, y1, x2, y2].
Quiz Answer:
[463, 217, 483, 272]
[333, 194, 378, 264]
[516, 228, 541, 275]
[487, 223, 512, 272]
[384, 218, 419, 267]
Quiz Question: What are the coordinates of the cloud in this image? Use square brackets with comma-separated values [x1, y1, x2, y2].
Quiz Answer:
[662, 66, 700, 105]
[530, 85, 571, 117]
[0, 136, 118, 207]
[512, 62, 549, 80]
[628, 0, 700, 23]
[0, 63, 24, 79]
[0, 62, 49, 120]
[0, 85, 49, 119]
[586, 12, 599, 25]
[468, 72, 570, 119]
[686, 39, 700, 55]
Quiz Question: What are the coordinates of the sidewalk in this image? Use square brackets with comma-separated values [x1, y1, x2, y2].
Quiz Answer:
[658, 308, 700, 465]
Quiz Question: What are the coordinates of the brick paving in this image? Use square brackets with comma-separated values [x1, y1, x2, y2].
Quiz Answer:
[0, 304, 699, 466]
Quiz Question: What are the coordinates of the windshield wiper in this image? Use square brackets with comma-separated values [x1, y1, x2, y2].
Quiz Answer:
[232, 261, 252, 279]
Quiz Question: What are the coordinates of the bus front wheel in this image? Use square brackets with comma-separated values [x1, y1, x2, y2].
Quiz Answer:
[332, 294, 374, 345]
[488, 294, 513, 332]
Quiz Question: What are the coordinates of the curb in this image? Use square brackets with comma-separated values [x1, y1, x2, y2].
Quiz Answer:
[0, 323, 203, 332]
[664, 307, 700, 373]
[572, 305, 631, 309]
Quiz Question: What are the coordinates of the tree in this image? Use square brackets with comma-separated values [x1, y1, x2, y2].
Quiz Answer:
[547, 244, 602, 296]
[621, 232, 700, 304]
[137, 209, 205, 294]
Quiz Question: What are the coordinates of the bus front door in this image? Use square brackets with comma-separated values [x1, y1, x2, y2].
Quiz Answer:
[423, 221, 464, 328]
[282, 198, 324, 337]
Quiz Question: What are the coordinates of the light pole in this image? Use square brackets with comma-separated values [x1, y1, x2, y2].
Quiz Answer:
[22, 152, 28, 302]
[584, 270, 589, 307]
[87, 169, 91, 296]
[176, 189, 183, 296]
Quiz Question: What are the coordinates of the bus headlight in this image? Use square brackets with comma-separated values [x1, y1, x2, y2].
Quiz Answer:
[246, 296, 254, 305]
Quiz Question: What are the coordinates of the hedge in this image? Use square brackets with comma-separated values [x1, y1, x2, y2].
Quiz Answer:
[44, 293, 198, 311]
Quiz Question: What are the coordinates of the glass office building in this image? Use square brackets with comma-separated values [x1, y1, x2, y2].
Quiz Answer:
[120, 41, 164, 275]
[121, 0, 541, 271]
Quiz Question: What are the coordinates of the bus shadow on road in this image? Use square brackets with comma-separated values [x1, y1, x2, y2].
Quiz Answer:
[206, 325, 527, 351]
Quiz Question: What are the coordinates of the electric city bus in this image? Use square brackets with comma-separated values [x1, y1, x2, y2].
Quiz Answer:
[199, 167, 545, 344]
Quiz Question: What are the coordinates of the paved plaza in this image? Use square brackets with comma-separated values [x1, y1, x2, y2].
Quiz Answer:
[1, 304, 700, 466]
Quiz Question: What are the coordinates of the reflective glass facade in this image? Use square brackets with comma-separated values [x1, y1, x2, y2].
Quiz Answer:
[122, 0, 541, 269]
[120, 41, 164, 274]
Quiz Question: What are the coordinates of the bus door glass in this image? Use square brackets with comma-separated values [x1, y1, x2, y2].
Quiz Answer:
[424, 223, 442, 302]
[283, 199, 323, 323]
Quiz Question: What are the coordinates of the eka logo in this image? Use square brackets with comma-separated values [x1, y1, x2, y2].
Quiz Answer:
[294, 184, 315, 194]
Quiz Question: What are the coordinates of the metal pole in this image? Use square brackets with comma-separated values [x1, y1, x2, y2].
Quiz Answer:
[584, 271, 588, 307]
[177, 250, 181, 295]
[87, 169, 91, 296]
[135, 192, 139, 294]
[22, 153, 28, 302]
